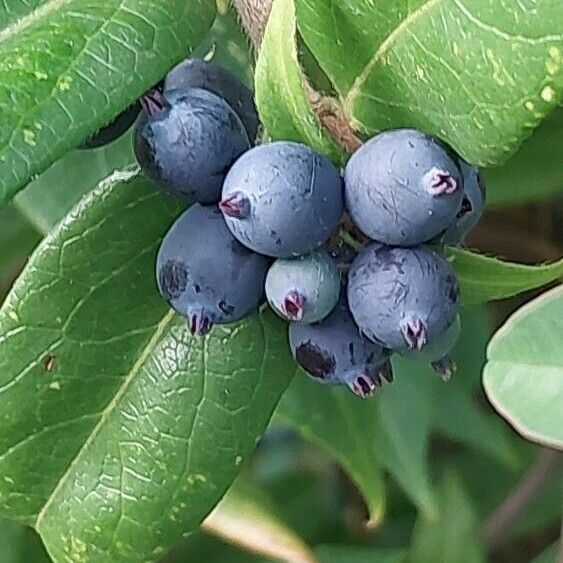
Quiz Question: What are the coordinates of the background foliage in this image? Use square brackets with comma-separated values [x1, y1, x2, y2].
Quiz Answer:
[0, 1, 561, 562]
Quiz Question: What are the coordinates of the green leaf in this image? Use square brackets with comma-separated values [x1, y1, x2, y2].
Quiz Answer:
[485, 107, 563, 207]
[0, 169, 293, 560]
[194, 3, 254, 87]
[202, 474, 316, 563]
[297, 0, 563, 166]
[431, 307, 518, 468]
[0, 205, 40, 299]
[447, 247, 563, 305]
[433, 384, 518, 467]
[532, 543, 559, 563]
[315, 545, 407, 563]
[255, 0, 344, 164]
[0, 519, 49, 563]
[276, 375, 387, 527]
[279, 359, 437, 520]
[15, 132, 135, 234]
[0, 0, 216, 204]
[378, 359, 437, 519]
[483, 284, 563, 449]
[13, 4, 252, 236]
[409, 471, 485, 563]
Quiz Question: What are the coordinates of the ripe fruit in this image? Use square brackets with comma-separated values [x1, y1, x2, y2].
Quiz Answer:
[289, 297, 392, 398]
[400, 314, 461, 380]
[165, 58, 259, 141]
[156, 204, 268, 335]
[134, 88, 250, 204]
[265, 250, 340, 323]
[344, 129, 463, 246]
[220, 141, 343, 257]
[81, 102, 141, 149]
[348, 244, 460, 351]
[442, 161, 486, 245]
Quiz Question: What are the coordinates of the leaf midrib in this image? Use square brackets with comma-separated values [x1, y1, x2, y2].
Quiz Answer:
[0, 0, 76, 43]
[345, 0, 443, 107]
[35, 308, 177, 528]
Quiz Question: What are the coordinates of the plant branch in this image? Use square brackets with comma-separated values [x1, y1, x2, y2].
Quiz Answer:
[482, 449, 562, 550]
[230, 0, 273, 50]
[232, 0, 362, 153]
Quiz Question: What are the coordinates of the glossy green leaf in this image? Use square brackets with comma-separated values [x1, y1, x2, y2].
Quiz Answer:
[276, 375, 386, 526]
[316, 545, 407, 563]
[202, 474, 316, 563]
[447, 247, 563, 305]
[0, 0, 216, 203]
[255, 0, 344, 164]
[15, 132, 135, 234]
[485, 107, 563, 207]
[0, 169, 293, 560]
[483, 284, 563, 449]
[409, 472, 485, 563]
[0, 519, 49, 563]
[297, 0, 563, 166]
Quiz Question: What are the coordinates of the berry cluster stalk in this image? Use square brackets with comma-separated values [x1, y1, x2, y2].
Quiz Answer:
[232, 0, 362, 153]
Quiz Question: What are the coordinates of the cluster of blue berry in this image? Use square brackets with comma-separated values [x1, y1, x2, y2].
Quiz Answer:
[126, 59, 485, 399]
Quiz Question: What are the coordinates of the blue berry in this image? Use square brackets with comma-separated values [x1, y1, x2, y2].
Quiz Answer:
[165, 58, 259, 141]
[442, 161, 486, 245]
[220, 142, 343, 257]
[134, 89, 250, 204]
[400, 314, 461, 380]
[348, 244, 460, 351]
[289, 296, 392, 398]
[266, 250, 340, 323]
[344, 129, 463, 246]
[156, 204, 268, 335]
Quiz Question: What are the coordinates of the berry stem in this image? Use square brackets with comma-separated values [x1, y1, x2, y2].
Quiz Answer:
[338, 229, 363, 252]
[232, 0, 362, 154]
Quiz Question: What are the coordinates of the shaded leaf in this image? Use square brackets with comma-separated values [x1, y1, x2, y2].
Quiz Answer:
[485, 107, 563, 207]
[433, 385, 518, 468]
[297, 0, 563, 166]
[532, 543, 559, 563]
[431, 306, 518, 468]
[0, 205, 40, 299]
[15, 132, 134, 234]
[202, 474, 317, 563]
[276, 375, 386, 526]
[378, 359, 437, 519]
[0, 0, 216, 203]
[194, 3, 254, 87]
[316, 545, 407, 563]
[278, 359, 436, 519]
[483, 285, 563, 449]
[255, 0, 344, 163]
[447, 247, 563, 305]
[0, 169, 293, 560]
[0, 519, 49, 563]
[409, 471, 485, 563]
